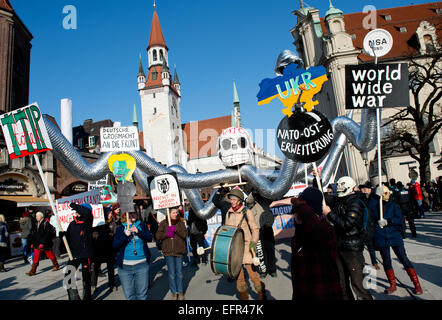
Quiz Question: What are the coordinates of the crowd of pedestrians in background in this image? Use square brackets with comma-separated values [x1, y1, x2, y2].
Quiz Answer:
[0, 175, 440, 300]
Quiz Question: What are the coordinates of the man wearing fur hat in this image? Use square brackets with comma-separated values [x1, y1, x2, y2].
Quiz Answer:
[26, 211, 59, 276]
[225, 188, 266, 300]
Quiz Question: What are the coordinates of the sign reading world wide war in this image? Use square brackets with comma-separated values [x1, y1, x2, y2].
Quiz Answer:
[277, 110, 333, 163]
[345, 63, 409, 109]
[0, 103, 52, 159]
[148, 173, 182, 210]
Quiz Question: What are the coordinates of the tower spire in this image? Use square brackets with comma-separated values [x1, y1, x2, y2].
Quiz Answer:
[147, 5, 168, 51]
[133, 104, 139, 129]
[138, 54, 145, 77]
[233, 80, 241, 128]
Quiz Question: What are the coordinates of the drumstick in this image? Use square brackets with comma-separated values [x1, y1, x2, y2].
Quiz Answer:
[250, 247, 260, 266]
[197, 247, 211, 255]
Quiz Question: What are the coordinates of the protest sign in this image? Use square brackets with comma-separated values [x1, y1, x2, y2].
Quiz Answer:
[0, 103, 52, 159]
[100, 126, 139, 152]
[363, 28, 393, 58]
[270, 205, 295, 240]
[277, 110, 333, 163]
[56, 190, 105, 231]
[345, 63, 409, 109]
[149, 173, 182, 210]
[88, 175, 108, 191]
[257, 64, 328, 116]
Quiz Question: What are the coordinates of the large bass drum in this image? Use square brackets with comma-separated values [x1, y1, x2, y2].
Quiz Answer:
[210, 225, 244, 278]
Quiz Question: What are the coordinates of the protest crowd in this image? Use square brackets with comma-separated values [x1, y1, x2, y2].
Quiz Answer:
[0, 172, 440, 301]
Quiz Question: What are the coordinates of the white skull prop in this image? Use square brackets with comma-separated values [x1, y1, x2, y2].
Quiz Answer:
[217, 127, 254, 168]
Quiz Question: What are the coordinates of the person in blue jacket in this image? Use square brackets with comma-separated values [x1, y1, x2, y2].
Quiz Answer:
[374, 186, 423, 295]
[113, 211, 152, 300]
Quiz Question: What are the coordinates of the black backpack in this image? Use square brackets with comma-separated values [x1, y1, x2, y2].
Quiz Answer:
[359, 199, 376, 244]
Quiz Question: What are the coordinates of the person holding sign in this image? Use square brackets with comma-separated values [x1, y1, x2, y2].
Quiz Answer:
[224, 189, 265, 300]
[60, 203, 94, 300]
[372, 186, 423, 295]
[156, 207, 188, 300]
[26, 212, 59, 276]
[113, 211, 153, 300]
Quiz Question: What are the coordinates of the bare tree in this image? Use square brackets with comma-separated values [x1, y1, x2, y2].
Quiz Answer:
[383, 47, 442, 183]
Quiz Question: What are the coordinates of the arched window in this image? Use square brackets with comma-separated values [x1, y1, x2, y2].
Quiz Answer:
[153, 49, 158, 61]
[160, 50, 164, 61]
[424, 35, 435, 53]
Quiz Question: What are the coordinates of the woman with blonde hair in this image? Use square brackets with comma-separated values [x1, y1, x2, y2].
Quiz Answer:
[0, 214, 8, 272]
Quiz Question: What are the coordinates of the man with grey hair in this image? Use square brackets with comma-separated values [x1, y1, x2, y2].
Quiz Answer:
[26, 212, 59, 276]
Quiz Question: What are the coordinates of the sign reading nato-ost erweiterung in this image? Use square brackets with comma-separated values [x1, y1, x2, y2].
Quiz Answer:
[100, 126, 139, 152]
[0, 103, 52, 159]
[148, 173, 182, 210]
[277, 110, 334, 163]
[345, 63, 409, 109]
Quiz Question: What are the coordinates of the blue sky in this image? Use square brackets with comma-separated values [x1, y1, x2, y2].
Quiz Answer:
[11, 0, 430, 156]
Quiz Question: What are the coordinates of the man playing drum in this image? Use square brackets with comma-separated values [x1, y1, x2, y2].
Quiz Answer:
[225, 189, 266, 300]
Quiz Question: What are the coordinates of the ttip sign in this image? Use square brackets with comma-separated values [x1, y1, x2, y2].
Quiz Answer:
[0, 103, 52, 159]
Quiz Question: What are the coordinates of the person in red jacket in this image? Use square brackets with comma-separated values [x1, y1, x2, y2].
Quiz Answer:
[290, 187, 343, 300]
[410, 180, 425, 218]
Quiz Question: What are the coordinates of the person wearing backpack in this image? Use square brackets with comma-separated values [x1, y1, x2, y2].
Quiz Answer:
[374, 186, 423, 295]
[359, 182, 379, 270]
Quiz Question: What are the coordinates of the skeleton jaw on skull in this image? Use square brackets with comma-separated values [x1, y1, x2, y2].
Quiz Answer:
[217, 127, 254, 168]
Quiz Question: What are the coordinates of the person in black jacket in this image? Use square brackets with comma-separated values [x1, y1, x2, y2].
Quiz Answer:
[393, 181, 417, 238]
[187, 208, 208, 265]
[212, 186, 231, 225]
[91, 208, 117, 293]
[324, 176, 373, 300]
[26, 211, 59, 276]
[60, 203, 94, 300]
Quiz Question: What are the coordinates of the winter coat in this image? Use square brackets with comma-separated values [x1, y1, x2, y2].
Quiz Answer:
[326, 193, 365, 252]
[92, 222, 115, 258]
[65, 204, 94, 259]
[156, 216, 188, 258]
[392, 187, 413, 217]
[187, 208, 208, 235]
[373, 200, 405, 248]
[246, 193, 275, 228]
[410, 182, 423, 201]
[225, 204, 259, 265]
[31, 219, 55, 250]
[19, 216, 33, 239]
[0, 222, 9, 246]
[113, 221, 152, 268]
[290, 202, 342, 300]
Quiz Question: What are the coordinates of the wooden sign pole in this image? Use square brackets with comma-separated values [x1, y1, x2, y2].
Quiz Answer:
[34, 154, 73, 261]
[313, 162, 326, 208]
